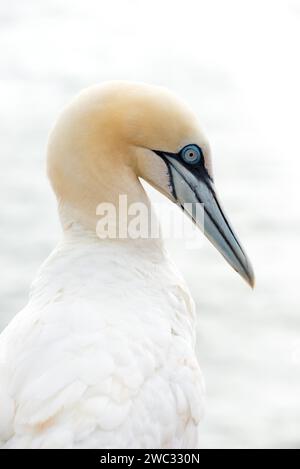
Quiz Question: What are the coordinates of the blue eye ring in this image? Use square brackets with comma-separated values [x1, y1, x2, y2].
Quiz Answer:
[181, 144, 202, 165]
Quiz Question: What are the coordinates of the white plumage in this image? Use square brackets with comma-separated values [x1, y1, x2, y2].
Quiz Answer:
[0, 232, 204, 448]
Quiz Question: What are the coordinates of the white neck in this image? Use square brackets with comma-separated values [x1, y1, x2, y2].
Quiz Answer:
[30, 220, 165, 305]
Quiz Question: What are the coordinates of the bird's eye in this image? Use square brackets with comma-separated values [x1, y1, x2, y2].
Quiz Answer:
[181, 145, 202, 165]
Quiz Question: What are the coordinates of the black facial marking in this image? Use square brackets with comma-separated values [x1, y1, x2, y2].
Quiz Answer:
[165, 159, 177, 200]
[154, 145, 213, 184]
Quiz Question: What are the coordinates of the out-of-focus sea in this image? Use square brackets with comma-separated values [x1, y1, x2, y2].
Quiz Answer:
[1, 0, 300, 448]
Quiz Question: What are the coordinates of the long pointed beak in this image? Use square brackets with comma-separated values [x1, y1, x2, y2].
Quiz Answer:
[160, 154, 255, 287]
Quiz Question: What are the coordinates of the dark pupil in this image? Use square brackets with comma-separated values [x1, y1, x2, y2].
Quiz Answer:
[189, 152, 194, 158]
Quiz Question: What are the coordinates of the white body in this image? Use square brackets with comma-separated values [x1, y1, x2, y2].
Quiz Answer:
[0, 228, 204, 449]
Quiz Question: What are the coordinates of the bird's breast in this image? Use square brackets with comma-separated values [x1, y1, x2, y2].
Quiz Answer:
[0, 235, 204, 448]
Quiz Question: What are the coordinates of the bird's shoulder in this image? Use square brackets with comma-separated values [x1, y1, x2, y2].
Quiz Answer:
[0, 241, 202, 448]
[0, 291, 203, 448]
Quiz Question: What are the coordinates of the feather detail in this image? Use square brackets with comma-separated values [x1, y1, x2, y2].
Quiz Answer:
[0, 232, 204, 449]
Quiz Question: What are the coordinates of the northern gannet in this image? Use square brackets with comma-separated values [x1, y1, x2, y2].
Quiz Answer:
[0, 82, 254, 449]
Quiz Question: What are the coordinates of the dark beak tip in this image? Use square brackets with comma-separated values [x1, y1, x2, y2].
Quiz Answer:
[242, 258, 255, 289]
[246, 273, 255, 289]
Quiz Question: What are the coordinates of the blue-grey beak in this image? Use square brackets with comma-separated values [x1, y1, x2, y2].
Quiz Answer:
[156, 151, 255, 288]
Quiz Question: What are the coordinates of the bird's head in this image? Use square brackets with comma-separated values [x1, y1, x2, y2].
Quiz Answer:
[47, 81, 254, 287]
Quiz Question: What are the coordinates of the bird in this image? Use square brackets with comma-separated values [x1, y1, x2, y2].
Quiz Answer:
[0, 81, 254, 449]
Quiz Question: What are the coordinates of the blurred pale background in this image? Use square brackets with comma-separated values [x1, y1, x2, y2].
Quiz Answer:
[0, 0, 300, 448]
